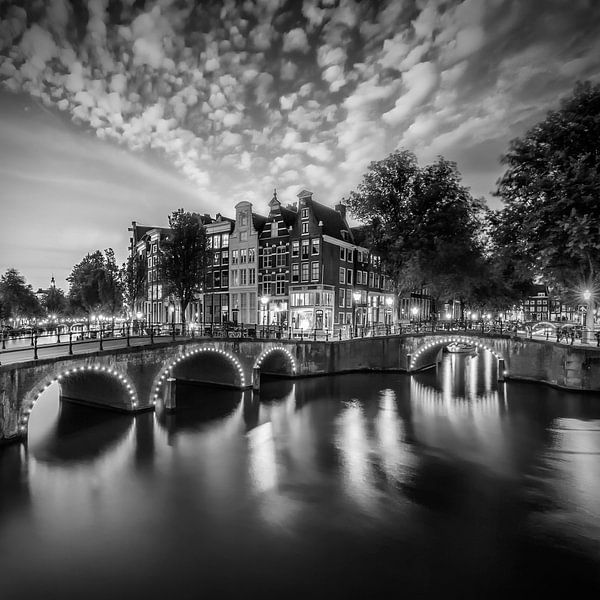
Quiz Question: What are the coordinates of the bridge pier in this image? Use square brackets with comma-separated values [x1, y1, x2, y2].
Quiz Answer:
[252, 367, 261, 392]
[406, 353, 412, 372]
[497, 358, 506, 382]
[164, 377, 177, 412]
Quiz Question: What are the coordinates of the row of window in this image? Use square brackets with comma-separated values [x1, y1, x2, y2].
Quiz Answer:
[262, 246, 288, 268]
[290, 291, 335, 307]
[207, 233, 230, 249]
[291, 238, 320, 258]
[261, 274, 287, 296]
[230, 268, 257, 287]
[291, 262, 320, 283]
[230, 292, 257, 312]
[231, 248, 256, 264]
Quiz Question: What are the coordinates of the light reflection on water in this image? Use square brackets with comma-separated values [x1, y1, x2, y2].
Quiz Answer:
[1, 352, 599, 598]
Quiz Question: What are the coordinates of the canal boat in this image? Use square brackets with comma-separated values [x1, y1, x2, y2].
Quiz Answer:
[445, 342, 478, 354]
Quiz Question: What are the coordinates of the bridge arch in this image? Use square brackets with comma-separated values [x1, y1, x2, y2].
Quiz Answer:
[409, 335, 505, 372]
[253, 346, 297, 375]
[150, 345, 247, 403]
[18, 364, 139, 435]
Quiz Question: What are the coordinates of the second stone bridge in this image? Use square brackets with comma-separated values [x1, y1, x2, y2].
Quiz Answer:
[2, 332, 599, 445]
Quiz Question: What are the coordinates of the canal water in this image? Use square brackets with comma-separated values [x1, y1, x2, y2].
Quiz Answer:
[1, 351, 599, 598]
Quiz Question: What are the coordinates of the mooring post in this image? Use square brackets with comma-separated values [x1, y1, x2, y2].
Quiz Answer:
[498, 358, 506, 381]
[252, 366, 261, 392]
[164, 377, 177, 411]
[406, 353, 412, 372]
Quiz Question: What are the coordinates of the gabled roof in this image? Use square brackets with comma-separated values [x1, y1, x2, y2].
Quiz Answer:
[280, 205, 298, 227]
[252, 212, 268, 231]
[310, 199, 353, 242]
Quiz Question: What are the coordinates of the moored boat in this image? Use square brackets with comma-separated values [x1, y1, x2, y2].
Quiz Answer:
[445, 342, 477, 354]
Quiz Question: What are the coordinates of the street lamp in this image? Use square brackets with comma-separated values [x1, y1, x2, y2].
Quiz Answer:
[583, 288, 594, 344]
[260, 295, 269, 325]
[411, 306, 419, 326]
[353, 291, 361, 336]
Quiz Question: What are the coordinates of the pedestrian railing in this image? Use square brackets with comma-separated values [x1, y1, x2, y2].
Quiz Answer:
[1, 320, 598, 364]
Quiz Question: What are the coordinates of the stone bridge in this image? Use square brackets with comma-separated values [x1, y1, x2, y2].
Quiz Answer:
[2, 332, 599, 445]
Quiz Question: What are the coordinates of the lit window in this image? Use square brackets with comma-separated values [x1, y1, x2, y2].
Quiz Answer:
[249, 269, 256, 285]
[302, 222, 309, 234]
[301, 263, 309, 282]
[292, 263, 299, 282]
[232, 250, 238, 264]
[248, 248, 255, 263]
[240, 249, 247, 263]
[311, 239, 320, 255]
[276, 274, 285, 295]
[311, 262, 319, 281]
[301, 239, 309, 259]
[301, 208, 309, 219]
[292, 241, 299, 257]
[339, 267, 345, 284]
[276, 246, 286, 267]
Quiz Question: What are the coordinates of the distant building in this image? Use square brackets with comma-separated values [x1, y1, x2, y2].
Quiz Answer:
[204, 214, 234, 324]
[229, 201, 266, 325]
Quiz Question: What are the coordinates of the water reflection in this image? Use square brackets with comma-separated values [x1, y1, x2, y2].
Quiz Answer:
[0, 355, 599, 598]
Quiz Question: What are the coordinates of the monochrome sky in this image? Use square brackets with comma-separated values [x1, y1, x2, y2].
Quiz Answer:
[1, 0, 599, 292]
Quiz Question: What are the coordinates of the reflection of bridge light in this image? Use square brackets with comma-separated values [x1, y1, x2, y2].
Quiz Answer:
[247, 422, 278, 493]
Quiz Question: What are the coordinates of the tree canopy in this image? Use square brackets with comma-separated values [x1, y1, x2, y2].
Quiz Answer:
[346, 150, 487, 310]
[0, 268, 43, 320]
[67, 249, 124, 317]
[44, 286, 68, 316]
[159, 210, 212, 327]
[121, 252, 147, 318]
[496, 81, 600, 297]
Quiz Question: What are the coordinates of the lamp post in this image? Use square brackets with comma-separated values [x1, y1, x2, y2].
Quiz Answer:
[353, 291, 361, 337]
[411, 306, 419, 328]
[583, 289, 594, 344]
[260, 295, 269, 327]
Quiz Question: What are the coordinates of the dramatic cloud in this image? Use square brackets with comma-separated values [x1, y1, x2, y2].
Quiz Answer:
[1, 0, 599, 289]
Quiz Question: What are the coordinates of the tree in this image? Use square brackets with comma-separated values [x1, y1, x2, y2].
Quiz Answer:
[99, 248, 124, 316]
[159, 210, 212, 330]
[44, 286, 68, 316]
[496, 81, 600, 331]
[67, 249, 124, 317]
[0, 268, 43, 321]
[121, 252, 147, 319]
[346, 151, 487, 316]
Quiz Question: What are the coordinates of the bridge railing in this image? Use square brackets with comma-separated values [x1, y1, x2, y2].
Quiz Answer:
[2, 319, 599, 364]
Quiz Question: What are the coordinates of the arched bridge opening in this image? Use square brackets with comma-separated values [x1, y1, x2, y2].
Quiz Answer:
[19, 364, 138, 437]
[151, 345, 247, 411]
[251, 346, 297, 391]
[408, 335, 506, 381]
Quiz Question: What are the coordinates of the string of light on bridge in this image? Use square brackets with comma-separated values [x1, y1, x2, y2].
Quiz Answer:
[410, 336, 504, 371]
[153, 345, 246, 402]
[19, 365, 138, 433]
[254, 346, 297, 373]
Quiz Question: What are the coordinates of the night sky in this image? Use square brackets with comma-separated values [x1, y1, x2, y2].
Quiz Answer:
[1, 0, 599, 291]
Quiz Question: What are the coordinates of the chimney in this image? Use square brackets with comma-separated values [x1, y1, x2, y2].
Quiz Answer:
[334, 202, 346, 219]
